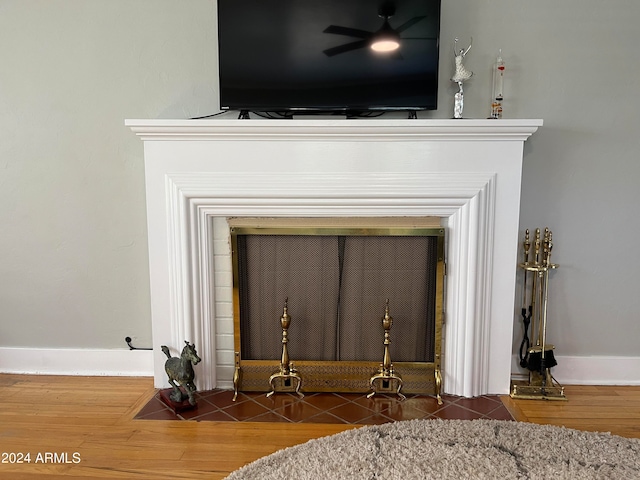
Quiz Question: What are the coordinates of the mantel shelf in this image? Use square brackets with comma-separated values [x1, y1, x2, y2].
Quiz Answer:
[125, 118, 542, 142]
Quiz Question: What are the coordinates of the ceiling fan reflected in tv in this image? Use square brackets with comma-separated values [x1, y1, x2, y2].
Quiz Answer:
[217, 0, 442, 115]
[323, 1, 429, 56]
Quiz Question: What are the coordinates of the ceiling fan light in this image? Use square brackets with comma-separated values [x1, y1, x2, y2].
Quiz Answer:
[370, 17, 401, 53]
[371, 39, 400, 52]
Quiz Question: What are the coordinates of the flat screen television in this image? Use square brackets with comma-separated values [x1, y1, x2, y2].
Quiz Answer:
[217, 0, 441, 115]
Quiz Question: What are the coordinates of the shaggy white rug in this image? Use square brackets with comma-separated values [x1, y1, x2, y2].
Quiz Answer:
[225, 419, 640, 479]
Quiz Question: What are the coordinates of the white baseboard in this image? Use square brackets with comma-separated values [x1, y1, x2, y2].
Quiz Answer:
[512, 354, 640, 385]
[217, 380, 235, 390]
[0, 347, 153, 377]
[3, 348, 638, 386]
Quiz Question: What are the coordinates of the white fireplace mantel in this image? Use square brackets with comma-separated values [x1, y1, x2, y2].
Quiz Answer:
[127, 118, 542, 397]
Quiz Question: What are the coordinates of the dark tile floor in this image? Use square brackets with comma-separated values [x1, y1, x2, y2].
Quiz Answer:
[135, 389, 514, 424]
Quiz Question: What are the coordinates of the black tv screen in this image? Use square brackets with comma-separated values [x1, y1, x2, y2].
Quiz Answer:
[217, 0, 441, 114]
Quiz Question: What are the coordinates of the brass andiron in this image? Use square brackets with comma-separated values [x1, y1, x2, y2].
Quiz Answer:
[267, 298, 304, 398]
[511, 228, 566, 401]
[367, 299, 405, 400]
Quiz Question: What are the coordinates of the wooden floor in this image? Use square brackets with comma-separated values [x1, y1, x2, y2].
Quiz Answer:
[1, 375, 639, 479]
[503, 384, 640, 439]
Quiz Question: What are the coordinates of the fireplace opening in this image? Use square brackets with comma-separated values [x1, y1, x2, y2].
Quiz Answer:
[230, 217, 445, 395]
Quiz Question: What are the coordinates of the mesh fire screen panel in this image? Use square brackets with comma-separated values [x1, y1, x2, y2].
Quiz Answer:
[238, 235, 341, 361]
[237, 235, 438, 363]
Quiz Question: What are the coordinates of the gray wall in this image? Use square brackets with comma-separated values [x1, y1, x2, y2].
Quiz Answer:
[1, 2, 639, 364]
[0, 1, 217, 349]
[440, 1, 640, 361]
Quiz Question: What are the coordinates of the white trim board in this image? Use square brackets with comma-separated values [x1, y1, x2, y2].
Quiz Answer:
[0, 347, 153, 377]
[3, 349, 638, 386]
[512, 354, 640, 386]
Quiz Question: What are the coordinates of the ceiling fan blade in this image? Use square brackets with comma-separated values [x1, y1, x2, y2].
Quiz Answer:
[323, 39, 369, 57]
[396, 15, 426, 33]
[323, 25, 373, 39]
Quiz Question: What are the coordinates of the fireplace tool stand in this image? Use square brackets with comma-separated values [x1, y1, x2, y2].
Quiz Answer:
[511, 228, 566, 401]
[367, 300, 406, 401]
[267, 298, 304, 398]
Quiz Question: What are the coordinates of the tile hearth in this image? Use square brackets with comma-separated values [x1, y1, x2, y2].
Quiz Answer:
[135, 390, 513, 424]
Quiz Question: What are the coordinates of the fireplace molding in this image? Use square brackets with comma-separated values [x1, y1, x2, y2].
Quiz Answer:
[127, 119, 542, 397]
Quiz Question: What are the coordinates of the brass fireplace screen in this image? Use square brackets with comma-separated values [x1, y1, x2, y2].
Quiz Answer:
[230, 218, 445, 395]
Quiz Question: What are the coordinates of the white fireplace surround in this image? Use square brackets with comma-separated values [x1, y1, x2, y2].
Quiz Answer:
[127, 118, 542, 397]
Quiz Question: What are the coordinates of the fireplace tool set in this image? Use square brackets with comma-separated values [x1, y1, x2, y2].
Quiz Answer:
[257, 298, 421, 402]
[511, 228, 566, 401]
